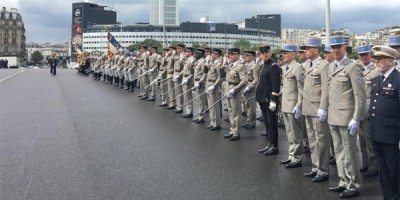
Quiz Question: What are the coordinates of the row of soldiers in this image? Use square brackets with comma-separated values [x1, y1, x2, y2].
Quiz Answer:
[85, 35, 400, 199]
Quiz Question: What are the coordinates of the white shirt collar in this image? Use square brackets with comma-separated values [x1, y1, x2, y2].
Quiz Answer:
[335, 56, 347, 66]
[382, 67, 395, 81]
[286, 60, 296, 68]
[311, 57, 321, 65]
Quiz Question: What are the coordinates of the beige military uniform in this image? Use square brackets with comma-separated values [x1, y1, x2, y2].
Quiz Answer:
[243, 61, 260, 126]
[147, 53, 160, 99]
[226, 60, 247, 136]
[158, 55, 169, 105]
[194, 58, 207, 121]
[167, 55, 176, 108]
[328, 57, 366, 191]
[137, 52, 150, 97]
[173, 53, 185, 111]
[281, 60, 305, 163]
[181, 56, 195, 115]
[358, 62, 379, 172]
[205, 58, 223, 128]
[302, 57, 331, 176]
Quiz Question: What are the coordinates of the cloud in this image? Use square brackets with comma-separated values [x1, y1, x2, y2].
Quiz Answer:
[3, 0, 399, 42]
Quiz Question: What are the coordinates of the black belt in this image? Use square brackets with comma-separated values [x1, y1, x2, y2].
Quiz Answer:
[184, 75, 190, 77]
[248, 79, 254, 82]
[208, 79, 216, 82]
[174, 70, 181, 72]
[228, 82, 239, 86]
[195, 78, 201, 81]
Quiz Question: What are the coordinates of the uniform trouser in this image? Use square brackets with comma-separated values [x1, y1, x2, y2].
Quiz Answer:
[221, 82, 229, 110]
[182, 83, 193, 115]
[244, 91, 256, 126]
[227, 90, 242, 136]
[358, 120, 378, 172]
[174, 79, 183, 111]
[330, 125, 361, 191]
[206, 82, 221, 127]
[301, 116, 309, 146]
[258, 102, 270, 137]
[372, 142, 399, 200]
[283, 113, 304, 162]
[50, 66, 56, 75]
[141, 74, 149, 97]
[147, 72, 157, 98]
[167, 74, 175, 107]
[259, 101, 278, 145]
[195, 85, 206, 121]
[159, 75, 168, 104]
[305, 116, 331, 176]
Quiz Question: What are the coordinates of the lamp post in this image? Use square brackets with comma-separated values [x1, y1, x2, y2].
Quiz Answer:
[326, 0, 331, 44]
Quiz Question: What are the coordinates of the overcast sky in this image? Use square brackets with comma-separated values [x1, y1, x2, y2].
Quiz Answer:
[3, 0, 400, 43]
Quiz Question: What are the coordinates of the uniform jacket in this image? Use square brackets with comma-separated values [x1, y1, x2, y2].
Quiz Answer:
[148, 53, 160, 71]
[225, 60, 247, 94]
[173, 53, 185, 78]
[369, 68, 400, 144]
[327, 57, 366, 126]
[302, 57, 329, 117]
[255, 59, 281, 103]
[363, 63, 380, 120]
[194, 58, 206, 87]
[181, 56, 196, 85]
[204, 58, 223, 93]
[246, 61, 260, 91]
[281, 61, 305, 113]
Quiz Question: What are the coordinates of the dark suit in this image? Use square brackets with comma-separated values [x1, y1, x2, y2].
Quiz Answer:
[256, 58, 281, 145]
[49, 59, 57, 75]
[369, 68, 400, 200]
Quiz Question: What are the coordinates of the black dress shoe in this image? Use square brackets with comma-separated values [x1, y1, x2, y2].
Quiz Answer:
[174, 110, 183, 113]
[339, 190, 359, 198]
[210, 126, 221, 131]
[158, 103, 168, 107]
[280, 159, 291, 164]
[230, 135, 240, 141]
[359, 167, 368, 173]
[264, 147, 279, 155]
[195, 119, 205, 124]
[304, 171, 317, 177]
[260, 132, 269, 136]
[224, 134, 233, 138]
[206, 125, 212, 129]
[285, 161, 302, 168]
[167, 106, 175, 110]
[224, 118, 230, 123]
[241, 124, 249, 127]
[140, 96, 148, 100]
[312, 175, 329, 182]
[137, 94, 143, 97]
[363, 170, 378, 177]
[328, 186, 346, 193]
[244, 124, 255, 129]
[146, 98, 155, 101]
[258, 144, 271, 153]
[192, 119, 199, 122]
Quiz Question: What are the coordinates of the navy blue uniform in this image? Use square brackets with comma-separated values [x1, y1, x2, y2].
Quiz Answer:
[49, 59, 57, 75]
[369, 69, 400, 200]
[255, 58, 281, 146]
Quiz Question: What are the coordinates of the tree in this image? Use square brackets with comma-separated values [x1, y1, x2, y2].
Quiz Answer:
[169, 40, 180, 47]
[233, 38, 251, 53]
[127, 39, 163, 53]
[191, 42, 200, 49]
[31, 51, 43, 64]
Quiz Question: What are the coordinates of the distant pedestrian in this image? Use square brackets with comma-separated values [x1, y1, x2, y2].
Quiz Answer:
[49, 53, 57, 75]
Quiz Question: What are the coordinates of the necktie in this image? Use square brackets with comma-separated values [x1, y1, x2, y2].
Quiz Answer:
[382, 75, 385, 82]
[286, 65, 289, 72]
[310, 62, 313, 68]
[334, 63, 338, 71]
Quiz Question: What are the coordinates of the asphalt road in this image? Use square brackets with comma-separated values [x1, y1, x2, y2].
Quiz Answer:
[0, 69, 381, 200]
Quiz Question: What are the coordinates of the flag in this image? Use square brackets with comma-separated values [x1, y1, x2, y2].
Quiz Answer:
[74, 43, 82, 56]
[107, 32, 122, 58]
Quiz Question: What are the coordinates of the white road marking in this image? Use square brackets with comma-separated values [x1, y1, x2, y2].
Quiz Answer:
[0, 70, 25, 83]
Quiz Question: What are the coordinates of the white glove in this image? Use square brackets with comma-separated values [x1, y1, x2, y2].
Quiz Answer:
[207, 85, 215, 92]
[292, 107, 302, 119]
[193, 83, 200, 89]
[182, 79, 188, 85]
[227, 89, 235, 96]
[243, 87, 250, 93]
[348, 119, 360, 136]
[269, 101, 277, 112]
[317, 109, 328, 122]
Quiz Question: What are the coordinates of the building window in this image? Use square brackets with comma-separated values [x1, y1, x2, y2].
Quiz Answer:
[12, 38, 16, 44]
[4, 38, 8, 44]
[13, 21, 17, 26]
[4, 46, 8, 53]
